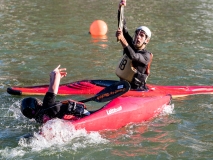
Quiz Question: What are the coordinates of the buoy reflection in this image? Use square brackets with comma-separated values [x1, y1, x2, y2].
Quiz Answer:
[90, 34, 108, 49]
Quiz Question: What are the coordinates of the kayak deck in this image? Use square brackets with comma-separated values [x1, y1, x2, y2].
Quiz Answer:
[7, 79, 213, 98]
[7, 80, 115, 96]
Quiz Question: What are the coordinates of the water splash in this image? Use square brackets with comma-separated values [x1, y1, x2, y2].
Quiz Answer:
[7, 100, 22, 118]
[1, 101, 109, 159]
[161, 103, 175, 116]
[18, 118, 108, 150]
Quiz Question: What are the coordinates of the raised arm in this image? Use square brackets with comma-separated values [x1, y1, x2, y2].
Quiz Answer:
[48, 65, 67, 94]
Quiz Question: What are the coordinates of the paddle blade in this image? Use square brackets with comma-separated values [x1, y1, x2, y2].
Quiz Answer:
[95, 80, 130, 102]
[80, 81, 130, 103]
[117, 5, 124, 42]
[119, 5, 124, 29]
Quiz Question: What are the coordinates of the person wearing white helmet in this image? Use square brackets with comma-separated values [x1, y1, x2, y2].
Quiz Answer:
[115, 0, 153, 90]
[133, 26, 151, 47]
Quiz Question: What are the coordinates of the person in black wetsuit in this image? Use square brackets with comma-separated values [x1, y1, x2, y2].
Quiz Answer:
[21, 65, 90, 123]
[115, 0, 153, 91]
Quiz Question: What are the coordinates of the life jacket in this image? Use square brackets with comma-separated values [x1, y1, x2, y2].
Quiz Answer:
[115, 53, 153, 83]
[115, 54, 136, 82]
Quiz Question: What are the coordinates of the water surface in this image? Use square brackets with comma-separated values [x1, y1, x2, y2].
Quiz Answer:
[1, 0, 213, 159]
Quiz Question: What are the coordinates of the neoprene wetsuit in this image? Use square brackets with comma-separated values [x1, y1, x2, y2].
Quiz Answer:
[35, 92, 89, 123]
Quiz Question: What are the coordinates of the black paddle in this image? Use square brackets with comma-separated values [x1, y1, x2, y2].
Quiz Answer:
[79, 80, 130, 103]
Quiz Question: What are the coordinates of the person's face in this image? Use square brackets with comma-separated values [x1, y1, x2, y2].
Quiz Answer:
[134, 30, 149, 49]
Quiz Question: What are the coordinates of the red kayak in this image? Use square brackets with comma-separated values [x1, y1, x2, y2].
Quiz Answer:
[62, 95, 171, 131]
[7, 79, 213, 98]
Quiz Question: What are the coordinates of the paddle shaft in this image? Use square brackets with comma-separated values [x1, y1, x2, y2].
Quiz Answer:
[117, 5, 124, 42]
[79, 81, 130, 103]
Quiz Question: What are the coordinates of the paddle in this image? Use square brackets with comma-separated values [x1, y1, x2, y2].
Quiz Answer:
[79, 80, 130, 103]
[119, 5, 124, 29]
[117, 5, 124, 42]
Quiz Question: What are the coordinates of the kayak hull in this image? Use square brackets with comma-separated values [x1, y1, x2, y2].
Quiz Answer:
[7, 79, 213, 98]
[64, 95, 171, 131]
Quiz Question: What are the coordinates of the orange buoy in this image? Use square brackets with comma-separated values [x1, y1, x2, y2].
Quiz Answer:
[89, 20, 108, 36]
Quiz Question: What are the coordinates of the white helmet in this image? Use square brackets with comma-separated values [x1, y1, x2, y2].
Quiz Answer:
[135, 26, 151, 39]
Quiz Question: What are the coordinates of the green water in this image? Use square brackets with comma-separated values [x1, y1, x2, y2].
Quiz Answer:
[1, 0, 213, 159]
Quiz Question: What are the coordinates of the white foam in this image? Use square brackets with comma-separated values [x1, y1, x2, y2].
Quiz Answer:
[161, 103, 175, 116]
[18, 119, 108, 151]
[7, 100, 22, 119]
[1, 101, 108, 159]
[0, 147, 26, 159]
[0, 119, 108, 159]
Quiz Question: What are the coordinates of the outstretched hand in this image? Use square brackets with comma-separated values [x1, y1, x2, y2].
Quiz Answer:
[50, 65, 67, 79]
[48, 65, 67, 94]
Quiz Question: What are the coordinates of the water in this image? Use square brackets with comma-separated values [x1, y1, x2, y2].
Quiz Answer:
[1, 0, 213, 159]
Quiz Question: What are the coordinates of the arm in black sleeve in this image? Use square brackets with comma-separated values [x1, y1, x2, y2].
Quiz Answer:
[124, 46, 150, 65]
[43, 92, 57, 108]
[34, 92, 57, 123]
[42, 92, 64, 118]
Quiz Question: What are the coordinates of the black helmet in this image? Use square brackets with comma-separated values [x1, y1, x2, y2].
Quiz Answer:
[21, 97, 42, 119]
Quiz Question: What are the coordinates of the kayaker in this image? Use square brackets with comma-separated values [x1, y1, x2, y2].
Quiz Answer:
[115, 0, 153, 91]
[20, 65, 90, 123]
